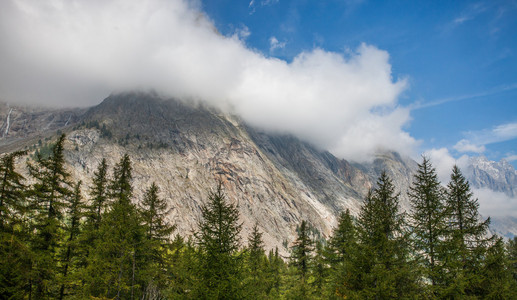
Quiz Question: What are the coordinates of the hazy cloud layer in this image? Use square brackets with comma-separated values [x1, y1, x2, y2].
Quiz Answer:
[0, 0, 415, 162]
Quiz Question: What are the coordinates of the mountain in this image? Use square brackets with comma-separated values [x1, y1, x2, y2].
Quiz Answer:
[1, 92, 515, 250]
[465, 156, 517, 197]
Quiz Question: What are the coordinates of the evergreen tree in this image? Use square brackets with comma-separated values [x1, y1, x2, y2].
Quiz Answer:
[0, 150, 31, 299]
[89, 158, 109, 229]
[354, 172, 418, 299]
[140, 182, 175, 293]
[289, 220, 313, 299]
[266, 247, 284, 297]
[244, 223, 268, 299]
[27, 134, 73, 298]
[195, 182, 243, 299]
[326, 209, 357, 299]
[312, 240, 328, 298]
[478, 237, 516, 299]
[408, 156, 446, 295]
[0, 150, 27, 230]
[509, 236, 517, 284]
[58, 181, 85, 300]
[84, 154, 148, 299]
[443, 165, 491, 297]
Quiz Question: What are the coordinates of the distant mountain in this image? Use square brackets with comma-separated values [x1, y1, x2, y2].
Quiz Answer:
[465, 156, 517, 198]
[0, 92, 515, 250]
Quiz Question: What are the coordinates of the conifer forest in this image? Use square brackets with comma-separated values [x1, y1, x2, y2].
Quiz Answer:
[1, 134, 517, 299]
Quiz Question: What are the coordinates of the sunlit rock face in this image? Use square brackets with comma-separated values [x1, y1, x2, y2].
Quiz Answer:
[2, 92, 516, 251]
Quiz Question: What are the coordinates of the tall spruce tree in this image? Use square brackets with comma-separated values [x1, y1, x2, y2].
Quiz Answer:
[326, 209, 357, 299]
[0, 150, 31, 299]
[58, 181, 85, 300]
[0, 150, 27, 230]
[244, 223, 268, 299]
[88, 158, 109, 229]
[140, 182, 175, 294]
[27, 134, 73, 298]
[355, 172, 418, 299]
[289, 220, 314, 299]
[84, 154, 148, 299]
[408, 156, 446, 295]
[443, 165, 491, 297]
[195, 182, 243, 299]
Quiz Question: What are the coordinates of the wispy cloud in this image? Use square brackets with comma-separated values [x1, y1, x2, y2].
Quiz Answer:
[505, 154, 517, 162]
[269, 36, 286, 52]
[410, 83, 517, 110]
[453, 122, 517, 153]
[451, 2, 487, 26]
[249, 0, 279, 15]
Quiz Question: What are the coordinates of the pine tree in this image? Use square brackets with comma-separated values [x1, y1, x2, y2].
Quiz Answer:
[27, 134, 73, 298]
[443, 165, 491, 297]
[355, 172, 418, 299]
[408, 156, 446, 295]
[58, 181, 85, 300]
[326, 209, 357, 299]
[289, 220, 313, 299]
[509, 237, 517, 284]
[195, 182, 243, 299]
[0, 150, 27, 230]
[89, 158, 109, 229]
[244, 223, 268, 299]
[0, 150, 31, 299]
[266, 247, 284, 297]
[140, 182, 175, 293]
[312, 240, 328, 297]
[84, 154, 148, 299]
[478, 237, 516, 299]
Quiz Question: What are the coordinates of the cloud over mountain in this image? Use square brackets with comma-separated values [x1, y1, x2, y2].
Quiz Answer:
[0, 0, 416, 162]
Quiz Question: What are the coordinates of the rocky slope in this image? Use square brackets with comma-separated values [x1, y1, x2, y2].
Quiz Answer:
[465, 156, 517, 198]
[1, 92, 515, 250]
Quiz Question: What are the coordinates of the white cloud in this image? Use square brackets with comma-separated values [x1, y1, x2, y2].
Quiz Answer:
[269, 36, 286, 52]
[505, 154, 517, 162]
[474, 188, 517, 217]
[425, 148, 469, 183]
[453, 139, 486, 153]
[0, 0, 415, 162]
[450, 122, 517, 154]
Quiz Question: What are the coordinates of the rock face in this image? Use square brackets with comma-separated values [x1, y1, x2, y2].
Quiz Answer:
[465, 156, 517, 198]
[1, 92, 516, 250]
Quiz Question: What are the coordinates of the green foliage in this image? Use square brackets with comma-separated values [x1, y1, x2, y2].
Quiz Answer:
[1, 145, 516, 300]
[27, 134, 73, 298]
[195, 182, 243, 299]
[325, 209, 358, 299]
[353, 172, 419, 299]
[0, 150, 27, 230]
[288, 220, 313, 299]
[442, 165, 491, 298]
[0, 150, 31, 299]
[408, 156, 447, 295]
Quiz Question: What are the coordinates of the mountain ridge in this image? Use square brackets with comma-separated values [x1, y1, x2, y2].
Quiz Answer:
[1, 92, 516, 248]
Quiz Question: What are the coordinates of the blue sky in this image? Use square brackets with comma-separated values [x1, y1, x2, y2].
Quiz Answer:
[201, 0, 517, 166]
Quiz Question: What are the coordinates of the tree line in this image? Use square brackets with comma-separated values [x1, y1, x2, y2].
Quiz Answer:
[1, 134, 517, 299]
